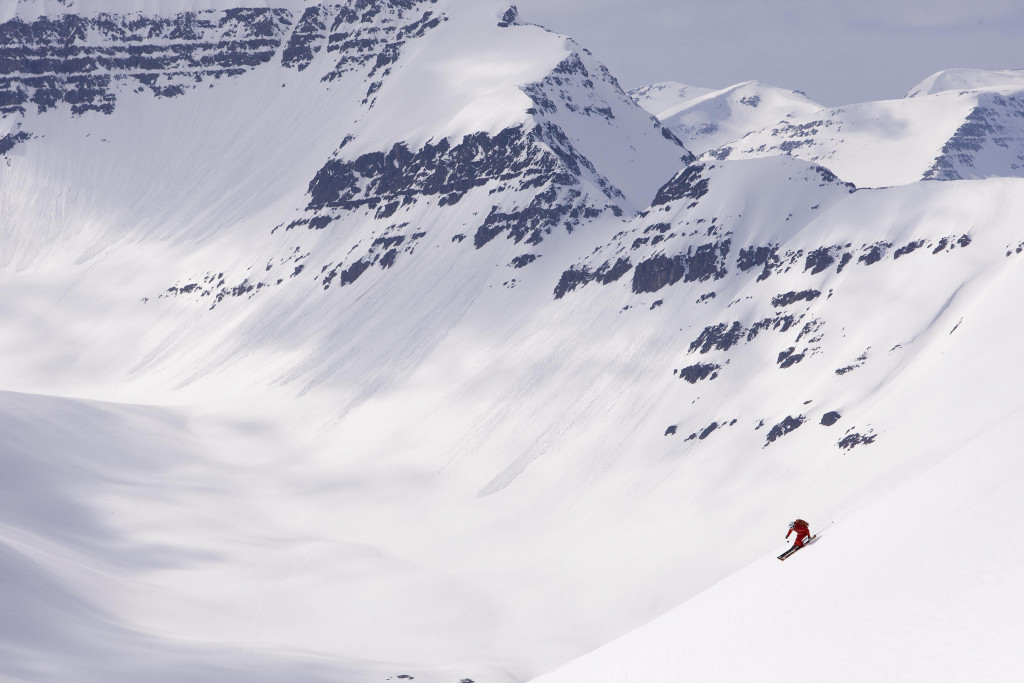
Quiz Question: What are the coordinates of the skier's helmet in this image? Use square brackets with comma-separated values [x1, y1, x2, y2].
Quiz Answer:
[788, 521, 796, 529]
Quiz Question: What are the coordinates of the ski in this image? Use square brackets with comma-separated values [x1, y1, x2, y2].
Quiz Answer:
[777, 547, 799, 561]
[777, 534, 817, 561]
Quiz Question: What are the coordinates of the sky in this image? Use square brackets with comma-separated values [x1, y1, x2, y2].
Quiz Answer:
[512, 0, 1024, 106]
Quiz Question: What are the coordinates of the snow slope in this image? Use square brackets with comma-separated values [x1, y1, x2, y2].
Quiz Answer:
[533, 408, 1024, 682]
[707, 69, 1024, 187]
[906, 67, 1024, 97]
[639, 80, 823, 155]
[629, 80, 715, 118]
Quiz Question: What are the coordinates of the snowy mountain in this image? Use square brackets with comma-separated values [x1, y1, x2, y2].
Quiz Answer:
[628, 80, 715, 117]
[905, 67, 1024, 97]
[0, 0, 688, 397]
[703, 75, 1024, 187]
[3, 2, 1024, 683]
[633, 80, 823, 155]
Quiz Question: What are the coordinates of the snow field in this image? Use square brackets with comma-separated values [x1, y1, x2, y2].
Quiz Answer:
[532, 408, 1024, 683]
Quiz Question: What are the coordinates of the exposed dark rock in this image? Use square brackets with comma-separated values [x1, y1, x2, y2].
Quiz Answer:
[746, 313, 798, 342]
[631, 239, 731, 294]
[0, 130, 31, 155]
[820, 411, 842, 426]
[776, 347, 805, 368]
[323, 3, 443, 83]
[737, 244, 781, 281]
[322, 257, 373, 290]
[893, 240, 925, 259]
[737, 245, 777, 271]
[838, 432, 876, 450]
[771, 289, 821, 308]
[835, 349, 869, 375]
[697, 292, 716, 303]
[664, 425, 677, 436]
[520, 55, 616, 131]
[858, 241, 891, 266]
[689, 321, 744, 354]
[765, 415, 805, 445]
[706, 146, 731, 160]
[552, 267, 590, 300]
[510, 254, 538, 268]
[305, 123, 615, 253]
[643, 222, 672, 234]
[804, 246, 839, 274]
[371, 235, 404, 251]
[678, 362, 720, 383]
[795, 318, 824, 343]
[651, 163, 710, 207]
[698, 422, 719, 440]
[0, 1, 445, 125]
[0, 9, 292, 115]
[281, 6, 327, 70]
[923, 95, 1024, 180]
[553, 257, 632, 299]
[497, 6, 520, 27]
[837, 251, 853, 272]
[812, 164, 847, 188]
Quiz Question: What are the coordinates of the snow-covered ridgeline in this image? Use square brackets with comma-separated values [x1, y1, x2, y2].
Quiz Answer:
[2, 0, 688, 319]
[702, 86, 1024, 187]
[630, 70, 1024, 188]
[628, 80, 715, 118]
[905, 67, 1024, 97]
[631, 80, 823, 156]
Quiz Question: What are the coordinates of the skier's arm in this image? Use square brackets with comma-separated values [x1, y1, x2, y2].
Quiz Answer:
[785, 528, 792, 539]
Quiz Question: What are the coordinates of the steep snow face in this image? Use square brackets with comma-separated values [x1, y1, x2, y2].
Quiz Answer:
[906, 67, 1024, 97]
[550, 158, 1024, 483]
[0, 0, 689, 397]
[641, 80, 823, 156]
[706, 74, 1024, 187]
[532, 408, 1024, 683]
[628, 80, 715, 118]
[551, 156, 855, 300]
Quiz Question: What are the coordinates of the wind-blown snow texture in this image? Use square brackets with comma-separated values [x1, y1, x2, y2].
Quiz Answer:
[2, 3, 1024, 682]
[534, 410, 1024, 683]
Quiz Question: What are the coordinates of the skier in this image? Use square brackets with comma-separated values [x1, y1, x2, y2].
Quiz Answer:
[786, 519, 812, 548]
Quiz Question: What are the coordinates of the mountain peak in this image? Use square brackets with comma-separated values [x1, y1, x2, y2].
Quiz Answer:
[635, 80, 822, 155]
[905, 68, 1024, 97]
[629, 81, 717, 118]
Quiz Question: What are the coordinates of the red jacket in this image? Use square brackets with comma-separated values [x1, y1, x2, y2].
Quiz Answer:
[787, 520, 811, 545]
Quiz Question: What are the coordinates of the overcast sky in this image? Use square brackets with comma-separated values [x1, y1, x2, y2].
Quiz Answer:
[512, 0, 1024, 105]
